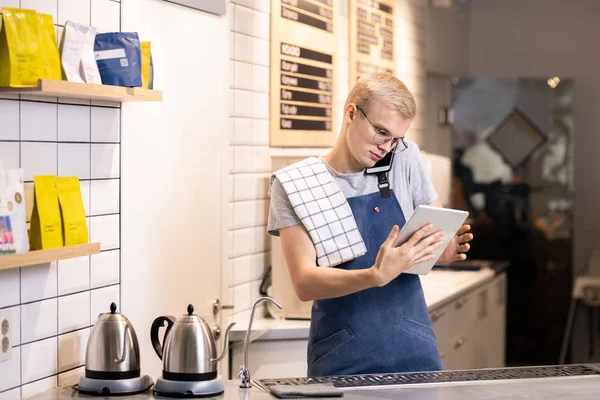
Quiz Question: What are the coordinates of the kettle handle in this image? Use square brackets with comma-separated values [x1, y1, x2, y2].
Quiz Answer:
[150, 315, 176, 360]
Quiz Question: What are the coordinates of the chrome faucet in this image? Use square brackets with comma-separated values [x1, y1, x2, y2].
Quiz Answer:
[239, 297, 283, 388]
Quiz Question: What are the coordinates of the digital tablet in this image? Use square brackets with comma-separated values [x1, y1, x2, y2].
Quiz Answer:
[393, 205, 469, 275]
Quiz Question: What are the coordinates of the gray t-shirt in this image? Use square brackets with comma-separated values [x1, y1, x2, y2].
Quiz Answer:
[267, 141, 438, 236]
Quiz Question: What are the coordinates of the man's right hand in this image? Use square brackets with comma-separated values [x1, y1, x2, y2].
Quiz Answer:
[370, 224, 444, 287]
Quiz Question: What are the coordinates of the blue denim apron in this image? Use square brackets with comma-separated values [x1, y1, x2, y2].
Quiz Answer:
[307, 189, 443, 376]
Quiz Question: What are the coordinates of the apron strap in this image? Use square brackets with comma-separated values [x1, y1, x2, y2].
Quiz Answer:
[377, 172, 391, 198]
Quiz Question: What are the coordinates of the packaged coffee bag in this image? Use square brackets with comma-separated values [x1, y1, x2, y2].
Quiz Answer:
[94, 32, 142, 87]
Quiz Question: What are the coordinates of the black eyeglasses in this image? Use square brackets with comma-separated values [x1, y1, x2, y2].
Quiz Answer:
[357, 106, 407, 152]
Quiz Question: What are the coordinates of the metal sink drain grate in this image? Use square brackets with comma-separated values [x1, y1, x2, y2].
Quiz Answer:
[258, 365, 600, 389]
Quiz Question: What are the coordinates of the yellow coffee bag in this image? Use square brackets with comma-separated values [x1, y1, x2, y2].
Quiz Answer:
[56, 177, 88, 246]
[37, 13, 62, 81]
[0, 8, 42, 87]
[140, 41, 151, 89]
[29, 176, 63, 250]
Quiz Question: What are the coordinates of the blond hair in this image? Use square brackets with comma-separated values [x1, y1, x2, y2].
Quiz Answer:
[345, 73, 417, 119]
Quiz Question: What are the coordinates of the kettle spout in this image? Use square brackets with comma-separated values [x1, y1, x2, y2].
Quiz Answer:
[211, 322, 236, 363]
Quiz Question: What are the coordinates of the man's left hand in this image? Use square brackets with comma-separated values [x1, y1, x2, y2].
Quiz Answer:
[438, 224, 473, 264]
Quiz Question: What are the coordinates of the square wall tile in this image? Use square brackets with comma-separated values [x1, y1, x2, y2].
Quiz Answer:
[252, 146, 270, 172]
[234, 33, 253, 63]
[21, 376, 57, 399]
[0, 0, 19, 9]
[252, 65, 269, 93]
[233, 173, 254, 201]
[58, 366, 84, 386]
[0, 100, 19, 140]
[6, 305, 21, 346]
[90, 179, 120, 215]
[251, 251, 268, 281]
[0, 346, 20, 392]
[0, 388, 20, 400]
[58, 291, 90, 334]
[58, 143, 91, 179]
[234, 4, 253, 35]
[254, 199, 267, 226]
[251, 92, 269, 119]
[80, 179, 91, 216]
[58, 105, 91, 142]
[21, 142, 58, 182]
[21, 298, 57, 343]
[0, 263, 19, 309]
[227, 202, 234, 229]
[90, 214, 120, 250]
[90, 285, 119, 323]
[91, 144, 120, 179]
[233, 282, 251, 313]
[91, 0, 121, 33]
[233, 228, 253, 257]
[20, 102, 58, 141]
[252, 38, 269, 66]
[252, 119, 269, 145]
[233, 146, 253, 173]
[58, 328, 90, 372]
[91, 250, 120, 288]
[233, 255, 252, 285]
[233, 201, 254, 229]
[91, 107, 120, 142]
[58, 0, 91, 25]
[233, 61, 253, 91]
[253, 225, 269, 253]
[254, 173, 269, 199]
[0, 141, 19, 170]
[21, 337, 58, 384]
[21, 262, 58, 303]
[233, 90, 252, 118]
[253, 0, 270, 13]
[253, 10, 269, 39]
[21, 0, 58, 22]
[58, 256, 90, 296]
[232, 118, 252, 145]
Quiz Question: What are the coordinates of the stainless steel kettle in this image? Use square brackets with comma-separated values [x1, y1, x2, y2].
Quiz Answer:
[85, 302, 141, 379]
[151, 304, 235, 381]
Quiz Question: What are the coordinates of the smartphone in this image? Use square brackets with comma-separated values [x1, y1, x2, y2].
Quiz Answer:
[365, 151, 394, 174]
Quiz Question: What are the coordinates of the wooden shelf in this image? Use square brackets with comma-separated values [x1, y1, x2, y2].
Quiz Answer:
[0, 242, 101, 271]
[0, 79, 162, 102]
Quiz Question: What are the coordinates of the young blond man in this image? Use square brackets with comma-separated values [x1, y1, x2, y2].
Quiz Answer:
[268, 73, 473, 376]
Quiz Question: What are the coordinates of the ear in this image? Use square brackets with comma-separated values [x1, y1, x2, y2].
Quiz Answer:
[344, 104, 356, 123]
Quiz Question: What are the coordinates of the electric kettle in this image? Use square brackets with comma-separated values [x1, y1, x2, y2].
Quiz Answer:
[86, 302, 141, 379]
[150, 304, 235, 382]
[75, 302, 153, 395]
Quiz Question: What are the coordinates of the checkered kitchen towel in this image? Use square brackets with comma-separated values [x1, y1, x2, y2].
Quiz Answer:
[270, 157, 367, 267]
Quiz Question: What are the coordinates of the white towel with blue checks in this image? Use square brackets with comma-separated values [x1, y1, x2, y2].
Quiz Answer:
[270, 157, 367, 267]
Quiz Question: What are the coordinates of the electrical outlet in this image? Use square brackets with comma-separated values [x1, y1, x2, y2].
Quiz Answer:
[0, 309, 11, 362]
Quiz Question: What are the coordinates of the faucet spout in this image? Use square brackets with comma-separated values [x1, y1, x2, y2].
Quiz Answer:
[239, 297, 282, 388]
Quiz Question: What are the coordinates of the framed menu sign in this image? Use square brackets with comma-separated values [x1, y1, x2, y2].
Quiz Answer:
[349, 0, 395, 83]
[271, 0, 337, 147]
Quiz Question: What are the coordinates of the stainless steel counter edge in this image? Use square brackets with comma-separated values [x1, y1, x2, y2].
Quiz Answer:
[229, 265, 505, 342]
[27, 364, 600, 400]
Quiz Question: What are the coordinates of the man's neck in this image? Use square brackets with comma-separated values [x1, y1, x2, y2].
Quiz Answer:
[323, 145, 363, 174]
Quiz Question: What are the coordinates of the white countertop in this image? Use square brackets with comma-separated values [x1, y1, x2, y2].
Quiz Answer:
[229, 267, 498, 342]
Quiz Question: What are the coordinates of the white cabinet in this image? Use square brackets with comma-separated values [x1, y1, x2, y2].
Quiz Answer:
[430, 272, 507, 370]
[230, 339, 308, 379]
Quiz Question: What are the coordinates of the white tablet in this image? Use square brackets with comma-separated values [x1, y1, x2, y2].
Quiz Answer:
[393, 205, 469, 275]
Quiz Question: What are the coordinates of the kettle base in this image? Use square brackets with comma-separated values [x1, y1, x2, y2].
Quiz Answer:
[74, 375, 154, 396]
[153, 375, 225, 398]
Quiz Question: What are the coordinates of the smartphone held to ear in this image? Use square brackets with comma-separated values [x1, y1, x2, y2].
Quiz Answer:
[394, 205, 469, 275]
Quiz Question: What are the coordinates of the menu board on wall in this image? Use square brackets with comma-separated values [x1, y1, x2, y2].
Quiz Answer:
[349, 0, 395, 83]
[271, 0, 337, 147]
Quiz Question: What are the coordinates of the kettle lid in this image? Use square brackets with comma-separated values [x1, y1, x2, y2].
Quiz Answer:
[176, 304, 205, 324]
[98, 302, 129, 322]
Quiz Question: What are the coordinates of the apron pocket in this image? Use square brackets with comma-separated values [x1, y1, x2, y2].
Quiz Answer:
[399, 316, 438, 347]
[308, 327, 355, 368]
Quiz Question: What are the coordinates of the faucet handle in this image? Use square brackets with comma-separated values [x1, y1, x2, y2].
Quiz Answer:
[239, 365, 251, 388]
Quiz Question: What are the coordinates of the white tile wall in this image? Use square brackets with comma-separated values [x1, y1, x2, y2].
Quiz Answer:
[58, 292, 90, 334]
[21, 298, 58, 343]
[0, 100, 19, 140]
[57, 256, 90, 296]
[0, 3, 123, 397]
